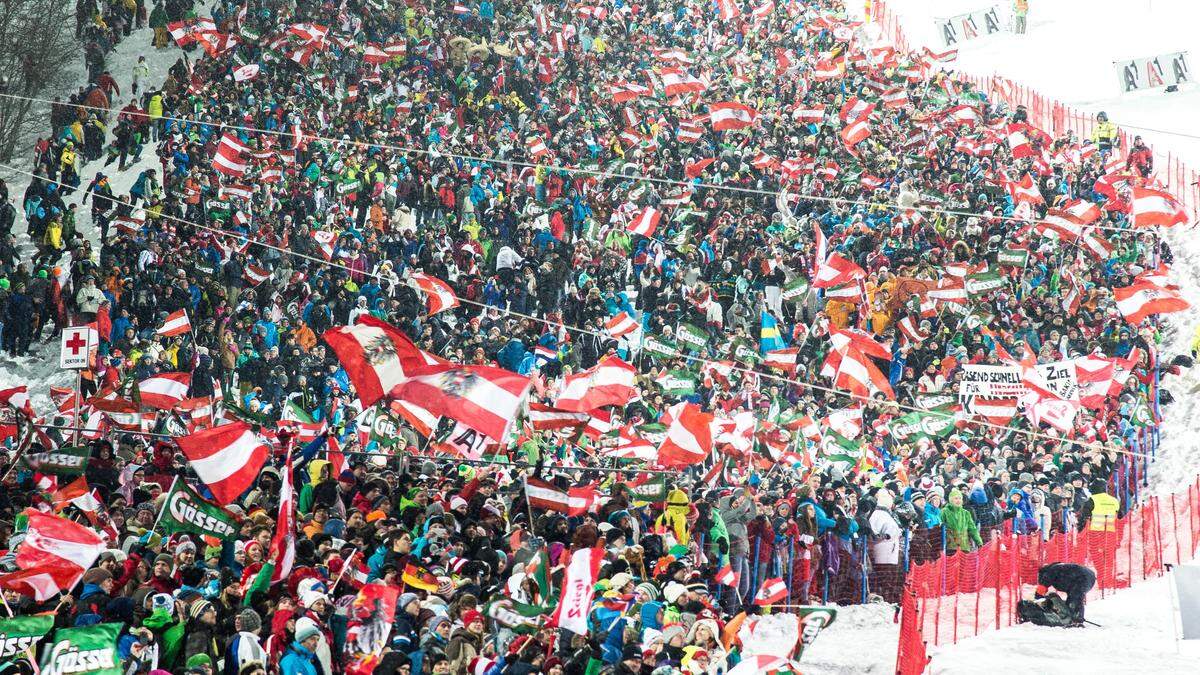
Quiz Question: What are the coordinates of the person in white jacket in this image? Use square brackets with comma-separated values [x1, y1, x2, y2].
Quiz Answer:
[1029, 488, 1054, 541]
[868, 489, 904, 604]
[75, 276, 106, 322]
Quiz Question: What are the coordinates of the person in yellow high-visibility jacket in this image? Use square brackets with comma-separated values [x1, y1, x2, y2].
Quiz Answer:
[1081, 480, 1120, 532]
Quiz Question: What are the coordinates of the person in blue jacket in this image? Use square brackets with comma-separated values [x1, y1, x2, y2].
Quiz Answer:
[279, 618, 321, 675]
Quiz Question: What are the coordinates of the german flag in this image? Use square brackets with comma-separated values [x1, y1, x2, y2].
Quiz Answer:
[402, 563, 439, 592]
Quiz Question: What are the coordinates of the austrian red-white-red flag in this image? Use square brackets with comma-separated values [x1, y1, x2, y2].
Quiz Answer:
[627, 206, 662, 237]
[608, 81, 651, 103]
[604, 312, 640, 339]
[812, 253, 866, 288]
[177, 422, 270, 505]
[1114, 282, 1190, 324]
[840, 119, 870, 147]
[823, 347, 895, 400]
[156, 309, 192, 337]
[716, 0, 741, 21]
[410, 272, 459, 315]
[267, 451, 296, 584]
[715, 564, 740, 588]
[527, 137, 550, 159]
[659, 68, 706, 96]
[549, 546, 604, 635]
[764, 348, 798, 372]
[556, 356, 638, 412]
[1007, 174, 1043, 205]
[524, 478, 596, 517]
[881, 87, 908, 108]
[0, 510, 107, 601]
[362, 42, 389, 64]
[138, 372, 191, 409]
[389, 365, 530, 440]
[829, 326, 892, 360]
[657, 403, 715, 467]
[242, 265, 270, 285]
[754, 577, 788, 605]
[839, 97, 875, 122]
[213, 133, 250, 176]
[527, 403, 589, 431]
[233, 64, 260, 82]
[322, 315, 431, 406]
[1131, 187, 1188, 227]
[709, 102, 758, 131]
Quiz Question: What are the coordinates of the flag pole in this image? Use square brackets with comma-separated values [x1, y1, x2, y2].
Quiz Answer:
[331, 548, 358, 592]
[149, 475, 179, 535]
[522, 476, 536, 531]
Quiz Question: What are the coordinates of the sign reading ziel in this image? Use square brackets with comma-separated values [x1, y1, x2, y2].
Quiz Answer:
[958, 362, 1078, 401]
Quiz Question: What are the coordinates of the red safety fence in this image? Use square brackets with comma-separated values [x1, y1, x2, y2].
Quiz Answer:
[868, 0, 1200, 220]
[895, 476, 1200, 673]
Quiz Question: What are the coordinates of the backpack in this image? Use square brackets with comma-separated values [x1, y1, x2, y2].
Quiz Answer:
[1016, 595, 1076, 627]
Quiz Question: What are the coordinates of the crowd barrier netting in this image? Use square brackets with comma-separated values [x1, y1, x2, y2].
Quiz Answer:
[860, 2, 1200, 671]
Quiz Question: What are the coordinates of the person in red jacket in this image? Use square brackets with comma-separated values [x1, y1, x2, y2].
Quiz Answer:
[1126, 136, 1154, 177]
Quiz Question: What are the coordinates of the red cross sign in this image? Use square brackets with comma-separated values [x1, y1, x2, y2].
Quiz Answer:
[59, 327, 93, 370]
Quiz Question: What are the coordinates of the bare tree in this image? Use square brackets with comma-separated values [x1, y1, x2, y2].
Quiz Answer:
[0, 0, 80, 161]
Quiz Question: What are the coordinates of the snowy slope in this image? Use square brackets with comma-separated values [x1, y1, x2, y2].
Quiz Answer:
[850, 0, 1200, 494]
[0, 28, 180, 411]
[928, 573, 1199, 673]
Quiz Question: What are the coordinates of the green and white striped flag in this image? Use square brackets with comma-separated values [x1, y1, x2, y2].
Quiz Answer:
[965, 271, 1005, 297]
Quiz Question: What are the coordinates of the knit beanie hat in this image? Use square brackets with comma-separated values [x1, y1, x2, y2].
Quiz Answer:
[189, 600, 214, 620]
[239, 608, 262, 633]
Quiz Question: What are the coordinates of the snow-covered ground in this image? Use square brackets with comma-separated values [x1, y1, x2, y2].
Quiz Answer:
[0, 26, 178, 408]
[929, 573, 1199, 673]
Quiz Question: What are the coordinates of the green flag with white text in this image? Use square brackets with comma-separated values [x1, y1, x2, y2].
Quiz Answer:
[0, 615, 53, 662]
[159, 479, 242, 541]
[40, 623, 123, 675]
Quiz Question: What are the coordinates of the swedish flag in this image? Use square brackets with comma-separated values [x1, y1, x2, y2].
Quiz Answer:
[760, 311, 788, 354]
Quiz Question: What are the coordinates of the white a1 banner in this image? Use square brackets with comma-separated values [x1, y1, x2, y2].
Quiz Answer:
[935, 6, 1005, 49]
[1116, 52, 1192, 93]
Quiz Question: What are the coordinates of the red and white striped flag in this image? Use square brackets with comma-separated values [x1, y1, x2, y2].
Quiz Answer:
[626, 206, 662, 237]
[157, 309, 192, 337]
[322, 316, 436, 407]
[841, 119, 871, 147]
[176, 422, 270, 505]
[548, 546, 603, 635]
[555, 356, 638, 412]
[0, 510, 106, 600]
[527, 137, 551, 159]
[715, 564, 740, 587]
[213, 133, 250, 176]
[708, 102, 758, 131]
[605, 312, 640, 339]
[138, 372, 191, 409]
[525, 478, 596, 517]
[1114, 282, 1190, 324]
[267, 452, 296, 584]
[1131, 187, 1188, 227]
[389, 365, 531, 440]
[716, 0, 741, 20]
[410, 272, 459, 315]
[527, 403, 589, 431]
[657, 403, 714, 467]
[243, 265, 271, 285]
[754, 577, 788, 605]
[764, 348, 798, 372]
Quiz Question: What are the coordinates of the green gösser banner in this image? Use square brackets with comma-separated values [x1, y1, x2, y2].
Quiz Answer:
[40, 623, 123, 675]
[22, 445, 90, 477]
[0, 615, 53, 661]
[159, 479, 242, 540]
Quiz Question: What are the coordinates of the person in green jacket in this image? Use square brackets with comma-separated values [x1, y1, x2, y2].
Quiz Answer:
[943, 488, 983, 554]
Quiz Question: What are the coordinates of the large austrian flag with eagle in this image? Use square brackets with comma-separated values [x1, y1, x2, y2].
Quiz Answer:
[321, 315, 442, 407]
[388, 365, 530, 441]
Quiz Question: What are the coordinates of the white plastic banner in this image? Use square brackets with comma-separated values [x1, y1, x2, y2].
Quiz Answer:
[1174, 562, 1200, 639]
[958, 362, 1078, 401]
[1116, 52, 1191, 93]
[935, 6, 1005, 49]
